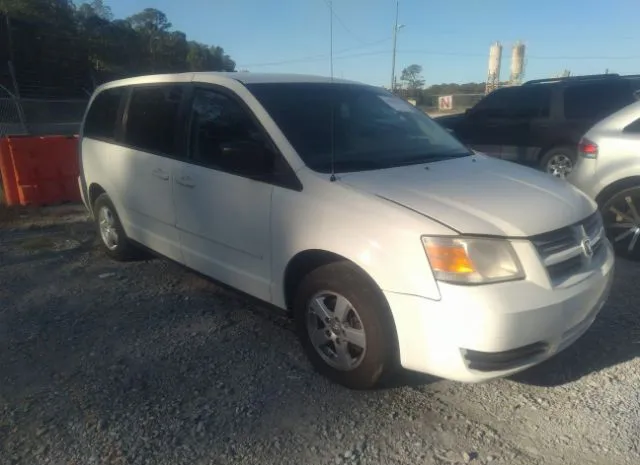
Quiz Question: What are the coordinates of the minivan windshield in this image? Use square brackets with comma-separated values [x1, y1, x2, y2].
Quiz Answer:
[247, 82, 472, 173]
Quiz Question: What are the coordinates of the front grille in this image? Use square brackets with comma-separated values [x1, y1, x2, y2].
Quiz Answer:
[532, 212, 605, 285]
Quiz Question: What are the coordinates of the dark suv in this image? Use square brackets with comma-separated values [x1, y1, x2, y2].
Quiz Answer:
[436, 74, 640, 177]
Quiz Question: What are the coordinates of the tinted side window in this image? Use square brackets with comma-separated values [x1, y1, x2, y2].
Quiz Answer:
[188, 88, 267, 174]
[624, 118, 640, 133]
[124, 85, 184, 157]
[84, 87, 124, 141]
[472, 88, 513, 116]
[508, 86, 551, 117]
[564, 82, 633, 119]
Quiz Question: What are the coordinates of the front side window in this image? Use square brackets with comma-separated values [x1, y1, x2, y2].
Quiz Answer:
[187, 88, 268, 174]
[248, 83, 471, 173]
[508, 86, 551, 118]
[471, 88, 514, 117]
[123, 85, 184, 157]
[84, 87, 125, 141]
[471, 86, 550, 118]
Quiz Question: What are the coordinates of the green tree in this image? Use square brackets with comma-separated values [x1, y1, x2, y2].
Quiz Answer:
[127, 8, 172, 33]
[400, 64, 425, 95]
[0, 3, 236, 97]
[76, 0, 112, 21]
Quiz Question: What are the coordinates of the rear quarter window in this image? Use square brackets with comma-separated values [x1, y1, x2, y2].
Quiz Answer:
[563, 82, 634, 120]
[84, 87, 125, 141]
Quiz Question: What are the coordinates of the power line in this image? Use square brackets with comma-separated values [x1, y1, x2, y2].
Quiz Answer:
[527, 54, 640, 60]
[242, 47, 640, 69]
[320, 0, 368, 44]
[238, 37, 391, 68]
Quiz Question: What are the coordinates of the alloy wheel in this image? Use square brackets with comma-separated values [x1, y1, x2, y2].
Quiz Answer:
[603, 189, 640, 256]
[98, 205, 119, 251]
[306, 291, 367, 371]
[546, 153, 573, 178]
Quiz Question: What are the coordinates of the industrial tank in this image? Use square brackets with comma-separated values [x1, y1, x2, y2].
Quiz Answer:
[510, 41, 526, 84]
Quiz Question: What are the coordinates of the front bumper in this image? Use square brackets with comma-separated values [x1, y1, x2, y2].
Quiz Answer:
[385, 240, 615, 382]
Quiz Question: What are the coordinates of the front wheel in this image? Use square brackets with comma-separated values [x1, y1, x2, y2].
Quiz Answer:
[540, 146, 576, 178]
[600, 186, 640, 260]
[294, 261, 397, 390]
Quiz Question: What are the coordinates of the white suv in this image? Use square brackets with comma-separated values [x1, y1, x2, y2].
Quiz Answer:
[79, 72, 614, 389]
[569, 100, 640, 259]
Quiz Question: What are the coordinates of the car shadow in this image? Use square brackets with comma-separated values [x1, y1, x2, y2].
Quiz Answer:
[0, 228, 436, 464]
[511, 257, 640, 387]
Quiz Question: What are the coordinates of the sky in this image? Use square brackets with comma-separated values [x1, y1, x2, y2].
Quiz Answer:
[105, 0, 640, 87]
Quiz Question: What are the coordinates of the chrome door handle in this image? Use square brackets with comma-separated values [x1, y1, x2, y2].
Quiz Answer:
[175, 176, 196, 188]
[151, 169, 169, 181]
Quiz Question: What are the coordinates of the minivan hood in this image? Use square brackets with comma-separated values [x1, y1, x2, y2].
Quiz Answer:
[338, 155, 596, 237]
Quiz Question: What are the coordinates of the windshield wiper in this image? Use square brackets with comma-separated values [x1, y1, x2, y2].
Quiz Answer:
[388, 152, 471, 167]
[313, 159, 388, 173]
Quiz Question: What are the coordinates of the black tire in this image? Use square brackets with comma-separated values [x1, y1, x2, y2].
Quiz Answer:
[539, 146, 577, 178]
[599, 185, 640, 260]
[93, 193, 139, 261]
[293, 261, 398, 390]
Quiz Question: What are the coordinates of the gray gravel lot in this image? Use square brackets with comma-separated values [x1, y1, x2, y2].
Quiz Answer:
[0, 207, 638, 465]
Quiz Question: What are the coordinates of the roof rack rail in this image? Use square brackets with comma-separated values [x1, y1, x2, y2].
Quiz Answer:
[523, 73, 621, 85]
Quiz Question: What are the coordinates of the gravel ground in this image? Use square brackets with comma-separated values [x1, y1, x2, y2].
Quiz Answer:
[0, 207, 638, 465]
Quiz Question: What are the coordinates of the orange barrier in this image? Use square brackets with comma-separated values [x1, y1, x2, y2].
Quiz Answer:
[0, 138, 20, 206]
[0, 135, 80, 206]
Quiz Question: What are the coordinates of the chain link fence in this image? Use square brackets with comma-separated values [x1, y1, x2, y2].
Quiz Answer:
[392, 88, 485, 116]
[422, 93, 485, 115]
[0, 95, 24, 137]
[0, 97, 87, 137]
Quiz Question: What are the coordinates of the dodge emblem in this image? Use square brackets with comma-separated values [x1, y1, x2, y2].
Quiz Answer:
[581, 238, 594, 258]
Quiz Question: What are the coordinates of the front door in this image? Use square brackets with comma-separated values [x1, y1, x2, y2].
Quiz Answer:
[456, 86, 544, 162]
[455, 88, 515, 157]
[173, 86, 274, 302]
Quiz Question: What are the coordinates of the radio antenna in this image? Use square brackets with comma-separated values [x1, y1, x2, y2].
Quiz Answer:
[326, 0, 337, 181]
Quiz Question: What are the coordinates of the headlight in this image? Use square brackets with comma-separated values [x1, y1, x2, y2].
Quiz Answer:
[421, 236, 525, 285]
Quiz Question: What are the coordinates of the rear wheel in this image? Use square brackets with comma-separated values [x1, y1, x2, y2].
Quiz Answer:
[294, 261, 397, 390]
[600, 186, 640, 260]
[94, 193, 140, 261]
[540, 146, 576, 178]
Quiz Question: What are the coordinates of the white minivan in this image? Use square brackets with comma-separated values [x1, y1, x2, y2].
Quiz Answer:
[79, 72, 614, 389]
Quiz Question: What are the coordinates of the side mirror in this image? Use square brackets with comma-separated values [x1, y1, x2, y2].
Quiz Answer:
[219, 140, 275, 177]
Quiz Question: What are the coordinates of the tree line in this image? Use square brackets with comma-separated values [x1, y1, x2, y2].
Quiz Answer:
[397, 64, 485, 104]
[0, 0, 236, 98]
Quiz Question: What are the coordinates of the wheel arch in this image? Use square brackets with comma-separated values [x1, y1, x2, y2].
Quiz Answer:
[284, 249, 360, 311]
[595, 176, 640, 207]
[88, 182, 106, 213]
[283, 248, 401, 364]
[538, 141, 577, 161]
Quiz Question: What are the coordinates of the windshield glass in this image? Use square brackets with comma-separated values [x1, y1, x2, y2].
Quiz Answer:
[247, 83, 471, 173]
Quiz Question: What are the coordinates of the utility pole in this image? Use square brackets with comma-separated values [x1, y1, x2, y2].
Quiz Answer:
[329, 0, 334, 79]
[390, 0, 399, 92]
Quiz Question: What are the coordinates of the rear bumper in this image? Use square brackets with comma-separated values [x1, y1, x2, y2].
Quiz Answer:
[567, 157, 602, 200]
[385, 240, 615, 382]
